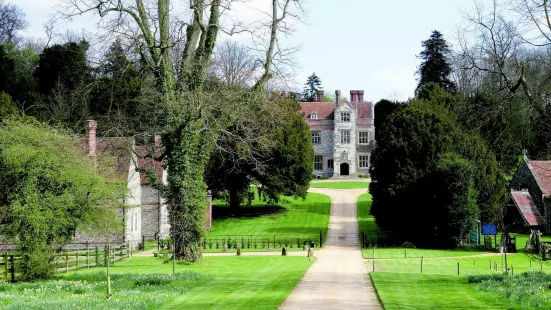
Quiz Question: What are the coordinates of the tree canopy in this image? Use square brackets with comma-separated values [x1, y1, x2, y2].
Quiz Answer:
[416, 30, 456, 94]
[0, 117, 126, 280]
[301, 73, 323, 102]
[369, 85, 506, 247]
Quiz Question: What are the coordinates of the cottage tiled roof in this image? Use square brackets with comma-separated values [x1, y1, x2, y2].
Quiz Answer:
[76, 137, 133, 181]
[352, 101, 373, 119]
[527, 160, 551, 197]
[136, 145, 164, 185]
[511, 191, 546, 226]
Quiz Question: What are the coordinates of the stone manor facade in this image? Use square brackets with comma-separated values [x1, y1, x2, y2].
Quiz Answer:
[301, 90, 375, 177]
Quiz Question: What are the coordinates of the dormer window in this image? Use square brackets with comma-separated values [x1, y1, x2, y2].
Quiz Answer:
[341, 112, 350, 122]
[309, 113, 319, 120]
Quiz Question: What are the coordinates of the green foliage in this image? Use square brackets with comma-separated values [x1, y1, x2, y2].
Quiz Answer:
[301, 72, 323, 102]
[373, 99, 403, 140]
[0, 117, 126, 280]
[369, 86, 507, 246]
[529, 103, 551, 159]
[433, 153, 478, 246]
[470, 271, 551, 309]
[416, 30, 456, 93]
[0, 91, 17, 119]
[34, 41, 91, 95]
[205, 97, 313, 210]
[259, 99, 314, 202]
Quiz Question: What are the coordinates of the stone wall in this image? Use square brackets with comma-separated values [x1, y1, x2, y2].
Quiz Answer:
[313, 130, 335, 177]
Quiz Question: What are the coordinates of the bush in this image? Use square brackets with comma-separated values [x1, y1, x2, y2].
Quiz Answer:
[401, 241, 416, 248]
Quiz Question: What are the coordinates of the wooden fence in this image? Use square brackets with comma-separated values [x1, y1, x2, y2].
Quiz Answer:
[0, 243, 130, 282]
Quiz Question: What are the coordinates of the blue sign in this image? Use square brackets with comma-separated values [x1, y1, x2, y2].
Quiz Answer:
[481, 223, 497, 235]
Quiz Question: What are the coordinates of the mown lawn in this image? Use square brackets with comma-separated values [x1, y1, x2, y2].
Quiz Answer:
[0, 256, 311, 309]
[370, 252, 551, 309]
[309, 181, 369, 189]
[209, 192, 330, 238]
[371, 273, 508, 310]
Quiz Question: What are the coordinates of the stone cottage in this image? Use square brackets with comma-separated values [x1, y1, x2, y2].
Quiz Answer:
[300, 90, 375, 177]
[75, 120, 212, 248]
[508, 156, 551, 233]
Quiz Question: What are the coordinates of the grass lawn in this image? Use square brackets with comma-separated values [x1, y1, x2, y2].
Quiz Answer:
[0, 256, 311, 309]
[371, 273, 508, 310]
[309, 181, 369, 189]
[370, 252, 551, 309]
[209, 192, 330, 238]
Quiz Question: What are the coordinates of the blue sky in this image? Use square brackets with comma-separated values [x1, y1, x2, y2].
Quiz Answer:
[18, 0, 467, 102]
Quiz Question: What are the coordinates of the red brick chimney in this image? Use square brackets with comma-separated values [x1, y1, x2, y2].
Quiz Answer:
[84, 120, 97, 157]
[350, 90, 365, 102]
[335, 90, 341, 106]
[316, 90, 324, 102]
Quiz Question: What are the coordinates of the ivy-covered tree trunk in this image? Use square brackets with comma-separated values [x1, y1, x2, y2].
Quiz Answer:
[165, 119, 217, 261]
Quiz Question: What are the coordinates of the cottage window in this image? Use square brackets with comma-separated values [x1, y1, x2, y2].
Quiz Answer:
[312, 131, 321, 144]
[327, 159, 334, 169]
[341, 112, 351, 122]
[310, 113, 319, 120]
[359, 155, 369, 168]
[314, 155, 324, 170]
[340, 130, 350, 144]
[358, 131, 370, 144]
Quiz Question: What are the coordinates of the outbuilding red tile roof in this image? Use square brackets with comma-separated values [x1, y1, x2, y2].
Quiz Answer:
[527, 160, 551, 197]
[511, 191, 546, 226]
[75, 137, 133, 181]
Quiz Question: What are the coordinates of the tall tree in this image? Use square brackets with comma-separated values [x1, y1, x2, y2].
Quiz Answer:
[373, 99, 403, 139]
[416, 30, 456, 94]
[64, 0, 305, 261]
[301, 73, 323, 102]
[0, 1, 27, 45]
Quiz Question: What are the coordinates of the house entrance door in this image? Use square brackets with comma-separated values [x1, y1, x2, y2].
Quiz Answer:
[340, 163, 349, 176]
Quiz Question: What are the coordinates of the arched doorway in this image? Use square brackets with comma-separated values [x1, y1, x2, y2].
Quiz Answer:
[340, 163, 349, 176]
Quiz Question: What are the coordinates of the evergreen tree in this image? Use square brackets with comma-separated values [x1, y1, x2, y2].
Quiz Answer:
[301, 73, 323, 102]
[416, 30, 456, 94]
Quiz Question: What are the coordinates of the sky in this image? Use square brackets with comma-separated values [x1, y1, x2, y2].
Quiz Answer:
[17, 0, 469, 102]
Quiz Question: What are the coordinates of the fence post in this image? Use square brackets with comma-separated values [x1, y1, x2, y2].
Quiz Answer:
[95, 247, 99, 267]
[142, 235, 145, 250]
[86, 242, 90, 268]
[120, 244, 123, 261]
[3, 252, 7, 279]
[104, 245, 108, 266]
[457, 262, 460, 275]
[76, 248, 79, 270]
[372, 259, 375, 272]
[65, 252, 69, 273]
[372, 246, 375, 259]
[511, 265, 514, 276]
[127, 242, 130, 258]
[490, 259, 492, 270]
[10, 255, 14, 282]
[319, 231, 323, 247]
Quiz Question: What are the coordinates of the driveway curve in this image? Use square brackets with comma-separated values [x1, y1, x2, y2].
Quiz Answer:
[279, 188, 382, 310]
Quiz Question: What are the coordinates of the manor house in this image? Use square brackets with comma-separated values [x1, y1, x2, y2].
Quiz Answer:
[301, 90, 375, 177]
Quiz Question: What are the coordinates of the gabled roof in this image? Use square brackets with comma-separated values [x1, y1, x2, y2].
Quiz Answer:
[300, 100, 374, 122]
[511, 191, 546, 226]
[526, 160, 551, 197]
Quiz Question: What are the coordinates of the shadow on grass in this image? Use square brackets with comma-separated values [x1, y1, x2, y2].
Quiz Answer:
[212, 205, 287, 219]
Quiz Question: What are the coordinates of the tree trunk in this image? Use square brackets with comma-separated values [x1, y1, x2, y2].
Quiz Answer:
[228, 186, 242, 212]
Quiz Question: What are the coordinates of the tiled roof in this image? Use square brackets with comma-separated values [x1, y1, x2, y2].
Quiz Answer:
[301, 102, 336, 121]
[136, 145, 164, 185]
[76, 137, 133, 181]
[300, 100, 374, 122]
[511, 191, 546, 226]
[527, 160, 551, 197]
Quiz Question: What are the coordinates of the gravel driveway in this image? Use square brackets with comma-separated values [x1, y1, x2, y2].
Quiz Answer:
[279, 188, 382, 309]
